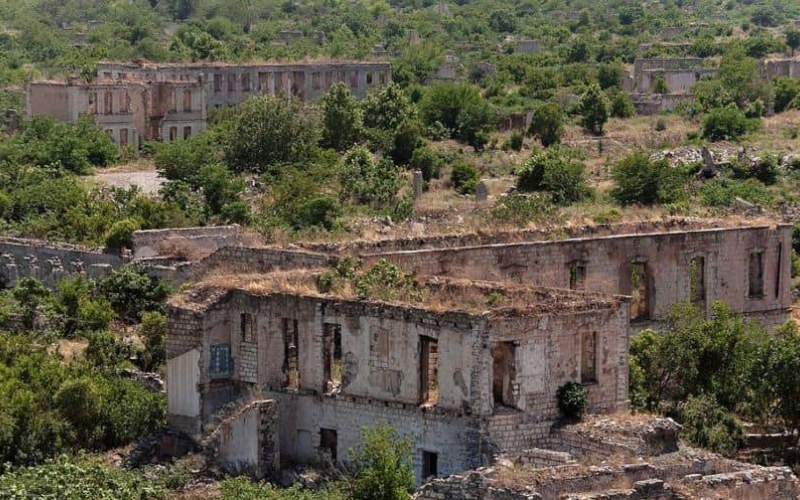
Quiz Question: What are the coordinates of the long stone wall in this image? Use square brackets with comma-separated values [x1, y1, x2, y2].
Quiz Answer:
[0, 238, 123, 288]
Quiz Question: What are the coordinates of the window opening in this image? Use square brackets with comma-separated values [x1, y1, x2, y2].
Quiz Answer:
[241, 313, 255, 343]
[419, 337, 438, 405]
[104, 91, 113, 115]
[323, 323, 342, 392]
[227, 74, 236, 92]
[283, 318, 299, 389]
[241, 73, 250, 92]
[775, 244, 782, 299]
[422, 451, 438, 479]
[182, 89, 192, 111]
[749, 251, 764, 298]
[319, 428, 337, 461]
[169, 126, 178, 141]
[630, 262, 650, 321]
[581, 331, 597, 383]
[213, 74, 222, 93]
[689, 256, 706, 304]
[210, 344, 233, 379]
[491, 342, 516, 407]
[183, 126, 192, 139]
[569, 260, 586, 290]
[119, 129, 128, 147]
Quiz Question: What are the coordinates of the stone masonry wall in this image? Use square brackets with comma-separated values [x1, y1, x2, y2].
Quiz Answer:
[132, 225, 255, 259]
[0, 238, 123, 288]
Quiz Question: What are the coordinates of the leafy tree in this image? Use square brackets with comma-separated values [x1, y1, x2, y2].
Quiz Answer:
[578, 84, 609, 135]
[419, 83, 495, 148]
[139, 311, 167, 372]
[104, 218, 141, 253]
[98, 266, 170, 323]
[154, 133, 218, 186]
[488, 10, 517, 33]
[702, 106, 754, 141]
[322, 82, 362, 152]
[788, 29, 800, 57]
[528, 102, 565, 147]
[772, 77, 800, 113]
[350, 424, 414, 500]
[223, 95, 319, 175]
[450, 161, 480, 195]
[362, 83, 422, 163]
[410, 145, 441, 184]
[597, 62, 625, 90]
[652, 76, 669, 94]
[680, 394, 744, 457]
[609, 91, 635, 118]
[610, 152, 686, 206]
[340, 146, 401, 207]
[516, 148, 590, 205]
[290, 197, 342, 231]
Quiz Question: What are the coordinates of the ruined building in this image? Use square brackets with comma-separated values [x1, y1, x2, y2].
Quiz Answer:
[27, 77, 207, 148]
[26, 60, 391, 147]
[162, 219, 792, 482]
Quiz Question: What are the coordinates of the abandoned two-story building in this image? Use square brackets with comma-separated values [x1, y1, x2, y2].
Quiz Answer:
[165, 219, 792, 481]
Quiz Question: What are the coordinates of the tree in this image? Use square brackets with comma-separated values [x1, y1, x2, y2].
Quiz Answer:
[516, 148, 590, 205]
[322, 83, 362, 152]
[340, 146, 401, 207]
[597, 62, 625, 90]
[610, 152, 686, 206]
[350, 424, 414, 500]
[702, 106, 753, 141]
[222, 95, 319, 175]
[362, 83, 422, 163]
[418, 83, 495, 148]
[450, 161, 480, 195]
[578, 84, 609, 135]
[788, 29, 800, 57]
[528, 102, 565, 147]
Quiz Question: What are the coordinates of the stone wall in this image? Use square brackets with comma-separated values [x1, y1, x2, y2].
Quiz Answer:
[131, 225, 257, 260]
[205, 399, 279, 478]
[0, 238, 123, 288]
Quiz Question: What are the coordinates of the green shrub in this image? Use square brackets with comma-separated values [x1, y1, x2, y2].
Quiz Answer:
[98, 266, 170, 323]
[556, 381, 588, 420]
[609, 91, 636, 118]
[655, 118, 667, 131]
[508, 131, 524, 151]
[528, 101, 564, 147]
[351, 424, 414, 500]
[578, 84, 610, 135]
[728, 155, 779, 185]
[610, 152, 687, 205]
[702, 107, 757, 141]
[699, 178, 774, 207]
[487, 193, 560, 227]
[139, 311, 166, 372]
[410, 145, 442, 183]
[451, 161, 480, 195]
[516, 148, 590, 205]
[104, 217, 141, 252]
[680, 394, 744, 457]
[291, 196, 342, 231]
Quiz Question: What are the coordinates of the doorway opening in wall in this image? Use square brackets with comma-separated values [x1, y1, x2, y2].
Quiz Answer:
[422, 451, 438, 479]
[419, 336, 438, 406]
[630, 262, 650, 322]
[689, 256, 706, 304]
[491, 342, 516, 408]
[323, 323, 342, 392]
[283, 318, 299, 389]
[319, 428, 337, 462]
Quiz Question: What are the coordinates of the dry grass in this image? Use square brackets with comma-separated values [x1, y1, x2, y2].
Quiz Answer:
[94, 157, 157, 174]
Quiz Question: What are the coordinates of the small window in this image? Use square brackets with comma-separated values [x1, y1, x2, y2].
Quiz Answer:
[169, 126, 178, 141]
[419, 337, 438, 405]
[283, 318, 299, 389]
[378, 71, 386, 84]
[183, 126, 192, 139]
[120, 91, 130, 113]
[227, 74, 236, 92]
[749, 251, 764, 298]
[104, 91, 113, 115]
[89, 92, 98, 114]
[569, 260, 586, 290]
[182, 89, 192, 112]
[323, 323, 342, 392]
[320, 428, 337, 461]
[241, 313, 255, 343]
[689, 256, 706, 304]
[366, 72, 373, 85]
[630, 262, 650, 322]
[210, 344, 233, 379]
[581, 331, 597, 383]
[213, 74, 222, 93]
[422, 451, 438, 479]
[119, 129, 128, 147]
[241, 73, 251, 92]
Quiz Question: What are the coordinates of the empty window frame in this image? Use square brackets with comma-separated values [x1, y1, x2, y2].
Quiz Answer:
[419, 337, 438, 405]
[120, 91, 130, 113]
[182, 89, 192, 112]
[209, 343, 233, 379]
[630, 262, 650, 322]
[103, 91, 113, 115]
[227, 74, 236, 92]
[213, 74, 222, 93]
[241, 313, 255, 343]
[491, 342, 516, 407]
[241, 73, 251, 92]
[568, 260, 586, 290]
[581, 331, 597, 383]
[89, 92, 98, 114]
[775, 244, 783, 299]
[366, 72, 373, 85]
[183, 126, 192, 139]
[322, 323, 342, 391]
[283, 318, 299, 389]
[169, 126, 178, 141]
[689, 256, 706, 304]
[749, 251, 764, 298]
[422, 451, 438, 479]
[119, 128, 128, 147]
[319, 428, 337, 461]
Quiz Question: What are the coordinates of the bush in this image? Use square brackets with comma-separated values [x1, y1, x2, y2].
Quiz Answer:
[699, 178, 774, 207]
[508, 131, 524, 151]
[340, 146, 402, 207]
[556, 381, 588, 420]
[609, 91, 635, 118]
[291, 196, 342, 231]
[487, 193, 560, 227]
[450, 161, 480, 195]
[528, 102, 564, 147]
[351, 424, 414, 500]
[578, 84, 610, 135]
[104, 217, 141, 252]
[610, 152, 687, 205]
[410, 145, 442, 183]
[729, 155, 779, 185]
[702, 107, 756, 141]
[516, 148, 590, 205]
[98, 266, 170, 323]
[139, 311, 166, 372]
[680, 394, 744, 456]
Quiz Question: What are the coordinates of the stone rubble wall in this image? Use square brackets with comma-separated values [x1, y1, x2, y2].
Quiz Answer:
[131, 225, 260, 260]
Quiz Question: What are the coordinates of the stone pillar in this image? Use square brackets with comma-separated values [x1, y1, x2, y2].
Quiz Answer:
[413, 171, 424, 200]
[475, 181, 488, 203]
[357, 70, 367, 98]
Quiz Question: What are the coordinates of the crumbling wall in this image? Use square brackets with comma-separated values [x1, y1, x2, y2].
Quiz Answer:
[205, 399, 279, 478]
[0, 238, 123, 288]
[132, 225, 258, 259]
